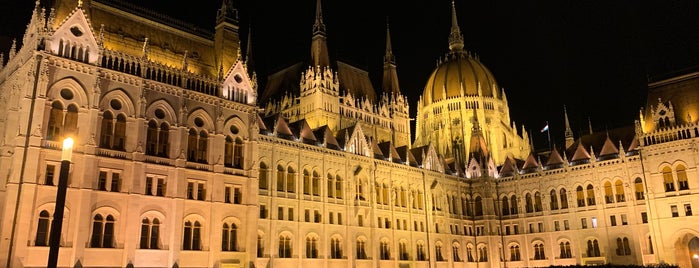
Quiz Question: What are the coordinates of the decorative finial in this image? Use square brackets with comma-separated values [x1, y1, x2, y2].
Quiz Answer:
[78, 0, 83, 8]
[448, 0, 465, 52]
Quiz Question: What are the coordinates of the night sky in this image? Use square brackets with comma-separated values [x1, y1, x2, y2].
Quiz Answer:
[2, 0, 698, 150]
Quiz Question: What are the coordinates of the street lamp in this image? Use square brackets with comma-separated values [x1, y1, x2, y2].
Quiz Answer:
[47, 137, 73, 268]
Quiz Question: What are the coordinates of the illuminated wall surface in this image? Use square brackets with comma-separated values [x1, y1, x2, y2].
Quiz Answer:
[0, 1, 697, 268]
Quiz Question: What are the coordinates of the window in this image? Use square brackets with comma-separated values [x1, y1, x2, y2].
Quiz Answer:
[526, 193, 533, 213]
[288, 208, 294, 221]
[156, 178, 165, 196]
[380, 241, 390, 260]
[257, 235, 264, 257]
[331, 237, 342, 259]
[576, 186, 585, 207]
[564, 220, 570, 230]
[233, 138, 244, 168]
[554, 221, 560, 231]
[467, 246, 474, 262]
[338, 213, 343, 225]
[616, 237, 632, 256]
[416, 243, 426, 261]
[146, 121, 169, 157]
[586, 239, 600, 257]
[559, 242, 572, 258]
[286, 167, 295, 193]
[615, 180, 625, 202]
[510, 195, 518, 214]
[478, 246, 488, 262]
[610, 215, 617, 226]
[685, 204, 693, 216]
[356, 239, 367, 259]
[671, 205, 679, 217]
[183, 220, 202, 250]
[538, 222, 544, 232]
[140, 218, 160, 249]
[474, 196, 483, 216]
[47, 101, 78, 141]
[559, 188, 568, 209]
[581, 218, 587, 229]
[604, 181, 614, 203]
[35, 210, 51, 246]
[145, 177, 153, 195]
[224, 185, 242, 204]
[90, 214, 115, 248]
[312, 171, 320, 196]
[260, 205, 267, 219]
[314, 210, 321, 223]
[634, 178, 644, 200]
[534, 192, 543, 212]
[435, 244, 444, 261]
[186, 180, 206, 200]
[621, 214, 628, 225]
[305, 237, 318, 258]
[279, 235, 292, 258]
[276, 165, 285, 192]
[259, 163, 269, 190]
[677, 165, 689, 190]
[509, 245, 521, 261]
[533, 243, 546, 260]
[586, 184, 596, 205]
[641, 212, 648, 223]
[187, 129, 208, 163]
[303, 170, 311, 195]
[222, 223, 238, 251]
[591, 217, 598, 228]
[453, 244, 461, 262]
[145, 176, 166, 196]
[663, 166, 675, 192]
[97, 170, 120, 192]
[550, 189, 559, 210]
[45, 165, 56, 186]
[100, 111, 126, 151]
[358, 215, 363, 226]
[399, 241, 409, 260]
[501, 196, 510, 215]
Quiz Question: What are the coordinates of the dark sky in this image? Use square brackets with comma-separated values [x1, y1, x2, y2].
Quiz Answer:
[2, 1, 699, 150]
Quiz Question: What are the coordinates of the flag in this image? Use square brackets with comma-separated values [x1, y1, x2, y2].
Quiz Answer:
[540, 123, 549, 133]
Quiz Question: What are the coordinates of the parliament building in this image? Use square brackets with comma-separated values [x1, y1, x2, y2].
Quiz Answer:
[0, 0, 697, 267]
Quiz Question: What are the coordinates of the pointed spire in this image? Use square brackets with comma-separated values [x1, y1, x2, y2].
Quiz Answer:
[448, 0, 465, 52]
[564, 105, 574, 148]
[216, 0, 239, 25]
[588, 116, 593, 134]
[310, 0, 330, 68]
[382, 18, 401, 96]
[245, 23, 255, 69]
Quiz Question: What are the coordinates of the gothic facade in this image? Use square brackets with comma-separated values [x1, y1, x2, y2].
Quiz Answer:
[0, 1, 697, 268]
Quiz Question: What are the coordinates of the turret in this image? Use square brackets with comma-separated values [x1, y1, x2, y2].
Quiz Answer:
[214, 0, 241, 75]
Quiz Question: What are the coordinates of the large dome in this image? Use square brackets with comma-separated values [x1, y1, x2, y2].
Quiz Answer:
[422, 53, 500, 107]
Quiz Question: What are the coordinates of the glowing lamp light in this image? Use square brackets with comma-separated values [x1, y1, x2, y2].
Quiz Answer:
[62, 137, 74, 161]
[693, 253, 699, 259]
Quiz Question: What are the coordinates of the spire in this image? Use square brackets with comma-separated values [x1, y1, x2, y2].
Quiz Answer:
[310, 0, 330, 67]
[588, 116, 593, 134]
[382, 19, 401, 95]
[564, 105, 574, 148]
[448, 0, 465, 52]
[216, 0, 239, 25]
[245, 23, 254, 67]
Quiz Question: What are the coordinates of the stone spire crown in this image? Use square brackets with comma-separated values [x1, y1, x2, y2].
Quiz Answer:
[448, 0, 465, 52]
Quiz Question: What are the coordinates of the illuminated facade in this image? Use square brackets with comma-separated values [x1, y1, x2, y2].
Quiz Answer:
[0, 1, 697, 268]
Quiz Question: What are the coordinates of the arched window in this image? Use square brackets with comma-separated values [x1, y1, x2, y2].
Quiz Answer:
[335, 175, 343, 199]
[677, 165, 689, 190]
[615, 180, 625, 202]
[224, 136, 234, 167]
[305, 236, 318, 258]
[662, 166, 675, 192]
[312, 171, 320, 196]
[616, 237, 632, 256]
[100, 111, 114, 148]
[279, 235, 292, 258]
[533, 243, 546, 260]
[303, 169, 311, 195]
[587, 239, 600, 257]
[559, 242, 572, 258]
[576, 186, 585, 207]
[510, 195, 518, 214]
[586, 184, 596, 205]
[330, 237, 342, 259]
[435, 243, 444, 261]
[276, 165, 285, 191]
[187, 129, 208, 163]
[114, 114, 126, 150]
[559, 188, 568, 209]
[416, 242, 426, 261]
[356, 238, 367, 259]
[222, 223, 238, 251]
[399, 241, 409, 260]
[452, 243, 462, 262]
[534, 192, 543, 212]
[501, 196, 510, 215]
[467, 245, 475, 262]
[259, 162, 269, 190]
[604, 181, 614, 203]
[233, 138, 244, 168]
[47, 101, 65, 141]
[183, 220, 202, 250]
[146, 121, 170, 157]
[478, 245, 488, 262]
[525, 193, 533, 213]
[634, 178, 644, 200]
[64, 104, 78, 136]
[509, 245, 521, 261]
[90, 214, 115, 248]
[286, 167, 295, 193]
[550, 189, 559, 210]
[35, 210, 51, 246]
[380, 240, 390, 260]
[140, 218, 160, 249]
[474, 196, 483, 216]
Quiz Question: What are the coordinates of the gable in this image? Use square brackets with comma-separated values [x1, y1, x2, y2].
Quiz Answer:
[48, 8, 100, 64]
[222, 59, 257, 105]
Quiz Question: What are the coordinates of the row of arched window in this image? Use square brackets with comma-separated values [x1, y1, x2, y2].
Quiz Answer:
[34, 210, 240, 251]
[260, 164, 344, 198]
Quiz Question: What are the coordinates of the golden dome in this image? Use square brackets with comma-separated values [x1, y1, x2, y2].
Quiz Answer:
[422, 53, 500, 106]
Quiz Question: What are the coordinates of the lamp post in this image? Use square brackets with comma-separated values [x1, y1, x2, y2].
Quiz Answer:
[47, 138, 73, 268]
